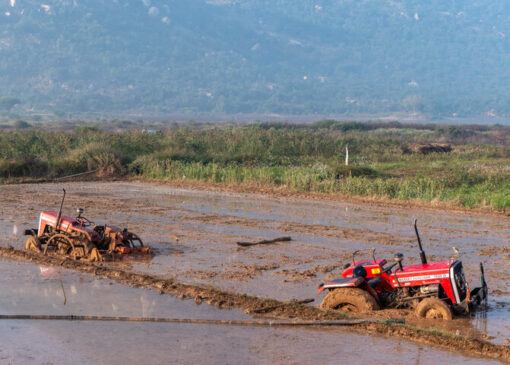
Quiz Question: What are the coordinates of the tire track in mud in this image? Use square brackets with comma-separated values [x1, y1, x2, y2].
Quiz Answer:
[1, 247, 510, 363]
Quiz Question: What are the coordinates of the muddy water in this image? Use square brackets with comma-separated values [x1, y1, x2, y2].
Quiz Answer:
[0, 259, 500, 364]
[0, 182, 510, 349]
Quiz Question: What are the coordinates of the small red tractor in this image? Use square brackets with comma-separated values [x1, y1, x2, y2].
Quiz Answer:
[317, 220, 488, 320]
[24, 189, 151, 262]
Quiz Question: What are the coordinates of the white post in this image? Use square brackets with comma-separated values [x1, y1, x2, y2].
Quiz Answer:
[345, 145, 349, 166]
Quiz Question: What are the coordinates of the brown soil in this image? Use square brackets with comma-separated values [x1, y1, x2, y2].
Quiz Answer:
[2, 246, 510, 362]
[7, 175, 510, 217]
[479, 246, 510, 257]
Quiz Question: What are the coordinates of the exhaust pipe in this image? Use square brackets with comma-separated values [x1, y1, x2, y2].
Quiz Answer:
[56, 189, 66, 231]
[414, 219, 427, 264]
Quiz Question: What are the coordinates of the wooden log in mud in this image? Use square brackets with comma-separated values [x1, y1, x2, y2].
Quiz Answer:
[237, 236, 291, 247]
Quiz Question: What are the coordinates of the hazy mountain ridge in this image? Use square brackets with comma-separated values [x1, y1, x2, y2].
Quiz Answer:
[1, 0, 510, 117]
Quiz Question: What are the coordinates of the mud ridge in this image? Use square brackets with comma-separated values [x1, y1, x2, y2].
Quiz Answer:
[4, 176, 509, 217]
[1, 247, 510, 362]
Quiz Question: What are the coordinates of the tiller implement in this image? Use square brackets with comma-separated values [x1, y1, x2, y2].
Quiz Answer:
[24, 189, 151, 262]
[317, 220, 488, 320]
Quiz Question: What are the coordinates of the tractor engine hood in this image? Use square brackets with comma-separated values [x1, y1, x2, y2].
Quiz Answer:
[389, 261, 452, 287]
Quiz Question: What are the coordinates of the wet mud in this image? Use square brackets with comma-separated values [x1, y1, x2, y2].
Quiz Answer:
[0, 247, 509, 363]
[0, 260, 493, 365]
[1, 182, 510, 362]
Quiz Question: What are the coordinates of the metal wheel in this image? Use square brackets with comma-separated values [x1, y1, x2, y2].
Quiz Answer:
[77, 237, 102, 262]
[69, 236, 103, 261]
[124, 232, 144, 248]
[88, 247, 103, 262]
[43, 233, 86, 260]
[25, 236, 41, 252]
[44, 233, 72, 256]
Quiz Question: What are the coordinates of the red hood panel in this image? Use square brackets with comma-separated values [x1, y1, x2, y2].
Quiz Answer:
[400, 261, 451, 274]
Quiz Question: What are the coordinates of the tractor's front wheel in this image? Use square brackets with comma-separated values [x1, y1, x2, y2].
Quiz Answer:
[415, 298, 453, 320]
[320, 288, 380, 313]
[25, 236, 41, 252]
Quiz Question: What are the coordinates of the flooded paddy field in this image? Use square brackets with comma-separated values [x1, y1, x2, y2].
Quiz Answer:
[0, 259, 498, 364]
[0, 181, 509, 363]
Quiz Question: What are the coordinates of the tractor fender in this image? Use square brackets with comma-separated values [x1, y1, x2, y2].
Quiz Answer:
[24, 229, 38, 236]
[317, 277, 364, 294]
[359, 280, 382, 306]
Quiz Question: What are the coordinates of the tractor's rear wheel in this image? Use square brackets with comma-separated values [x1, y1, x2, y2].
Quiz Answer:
[320, 288, 380, 313]
[25, 236, 41, 252]
[43, 233, 97, 261]
[415, 298, 453, 320]
[44, 234, 72, 256]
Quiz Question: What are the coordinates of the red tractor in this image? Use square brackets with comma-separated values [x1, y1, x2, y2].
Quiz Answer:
[317, 220, 488, 320]
[24, 189, 151, 262]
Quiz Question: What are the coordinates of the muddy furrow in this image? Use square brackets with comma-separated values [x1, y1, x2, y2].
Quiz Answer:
[1, 247, 509, 362]
[0, 247, 336, 320]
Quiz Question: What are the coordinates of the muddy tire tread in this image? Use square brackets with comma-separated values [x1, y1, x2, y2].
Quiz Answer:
[320, 287, 380, 313]
[415, 297, 453, 320]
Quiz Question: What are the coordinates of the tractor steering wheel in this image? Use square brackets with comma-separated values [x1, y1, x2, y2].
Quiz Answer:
[382, 262, 398, 275]
[76, 216, 94, 227]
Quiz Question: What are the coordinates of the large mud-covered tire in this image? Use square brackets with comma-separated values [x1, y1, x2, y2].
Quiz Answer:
[25, 236, 41, 252]
[320, 288, 380, 313]
[415, 298, 453, 320]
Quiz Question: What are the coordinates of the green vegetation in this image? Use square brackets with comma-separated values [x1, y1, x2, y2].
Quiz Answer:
[1, 120, 509, 211]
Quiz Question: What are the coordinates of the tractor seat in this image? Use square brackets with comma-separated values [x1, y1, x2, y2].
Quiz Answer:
[367, 276, 382, 288]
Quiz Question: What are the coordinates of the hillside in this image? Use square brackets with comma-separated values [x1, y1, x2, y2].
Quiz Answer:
[1, 0, 510, 117]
